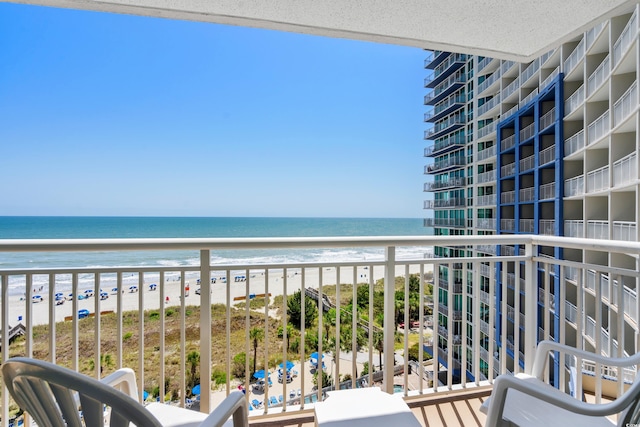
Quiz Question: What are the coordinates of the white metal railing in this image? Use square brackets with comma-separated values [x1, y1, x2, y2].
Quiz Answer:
[539, 182, 555, 200]
[587, 110, 610, 145]
[477, 145, 496, 161]
[539, 220, 555, 235]
[501, 190, 515, 204]
[586, 165, 610, 193]
[478, 69, 502, 95]
[3, 235, 640, 424]
[613, 221, 637, 241]
[520, 88, 539, 108]
[564, 38, 585, 75]
[587, 54, 610, 97]
[564, 175, 584, 197]
[613, 152, 637, 187]
[478, 121, 497, 139]
[520, 58, 540, 85]
[478, 95, 501, 117]
[520, 219, 534, 232]
[476, 194, 496, 206]
[501, 163, 515, 177]
[520, 122, 535, 141]
[539, 145, 556, 165]
[587, 220, 609, 239]
[564, 220, 584, 238]
[519, 187, 535, 202]
[477, 170, 496, 184]
[476, 219, 496, 231]
[541, 67, 560, 90]
[501, 134, 516, 151]
[539, 107, 556, 131]
[520, 154, 535, 171]
[614, 81, 638, 127]
[613, 8, 638, 66]
[564, 129, 585, 157]
[501, 219, 515, 230]
[502, 104, 519, 121]
[586, 22, 606, 49]
[502, 78, 520, 99]
[565, 84, 585, 116]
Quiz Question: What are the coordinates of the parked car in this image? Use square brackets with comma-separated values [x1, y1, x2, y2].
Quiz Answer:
[78, 309, 90, 319]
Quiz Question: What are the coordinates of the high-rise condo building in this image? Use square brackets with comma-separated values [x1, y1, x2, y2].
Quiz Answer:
[424, 4, 640, 382]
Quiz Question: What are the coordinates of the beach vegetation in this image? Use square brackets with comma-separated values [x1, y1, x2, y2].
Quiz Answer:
[211, 368, 227, 386]
[123, 331, 133, 340]
[249, 327, 264, 375]
[312, 369, 333, 389]
[287, 290, 318, 329]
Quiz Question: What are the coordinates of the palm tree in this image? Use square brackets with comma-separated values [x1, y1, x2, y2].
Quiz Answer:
[187, 350, 200, 389]
[250, 327, 264, 375]
[372, 331, 384, 370]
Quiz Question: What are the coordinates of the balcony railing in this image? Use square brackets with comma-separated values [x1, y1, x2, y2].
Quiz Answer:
[587, 220, 609, 239]
[476, 194, 496, 206]
[586, 165, 610, 193]
[3, 235, 640, 426]
[613, 152, 638, 188]
[477, 145, 496, 162]
[588, 109, 610, 145]
[564, 84, 585, 116]
[564, 38, 585, 75]
[539, 107, 556, 131]
[613, 8, 638, 66]
[500, 134, 516, 152]
[587, 54, 610, 97]
[614, 81, 638, 127]
[539, 182, 555, 200]
[564, 174, 584, 197]
[519, 88, 538, 108]
[564, 220, 584, 238]
[500, 190, 515, 204]
[564, 129, 585, 157]
[519, 122, 535, 141]
[539, 144, 556, 166]
[501, 163, 515, 178]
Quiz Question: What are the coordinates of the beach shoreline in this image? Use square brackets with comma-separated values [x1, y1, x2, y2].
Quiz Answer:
[5, 265, 429, 327]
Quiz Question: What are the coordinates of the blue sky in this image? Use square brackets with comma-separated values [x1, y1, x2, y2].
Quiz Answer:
[0, 3, 427, 218]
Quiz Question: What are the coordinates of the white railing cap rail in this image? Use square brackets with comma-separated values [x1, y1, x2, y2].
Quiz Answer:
[0, 234, 538, 253]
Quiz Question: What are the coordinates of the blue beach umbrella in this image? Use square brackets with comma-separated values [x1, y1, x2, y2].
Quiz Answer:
[309, 352, 325, 361]
[143, 390, 149, 400]
[253, 370, 267, 379]
[279, 361, 295, 371]
[192, 384, 201, 395]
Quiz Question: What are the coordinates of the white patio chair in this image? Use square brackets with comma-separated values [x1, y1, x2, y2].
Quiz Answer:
[2, 357, 248, 427]
[482, 340, 640, 427]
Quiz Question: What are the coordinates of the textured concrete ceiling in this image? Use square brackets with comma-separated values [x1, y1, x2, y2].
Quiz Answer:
[5, 0, 639, 61]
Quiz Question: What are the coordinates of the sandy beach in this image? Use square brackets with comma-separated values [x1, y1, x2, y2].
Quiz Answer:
[6, 264, 426, 327]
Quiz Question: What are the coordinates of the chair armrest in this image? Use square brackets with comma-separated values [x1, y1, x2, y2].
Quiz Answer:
[485, 372, 638, 427]
[200, 391, 248, 427]
[532, 340, 640, 379]
[100, 368, 140, 401]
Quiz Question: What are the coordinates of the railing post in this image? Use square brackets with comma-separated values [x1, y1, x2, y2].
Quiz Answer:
[523, 241, 537, 374]
[383, 246, 395, 393]
[200, 249, 212, 413]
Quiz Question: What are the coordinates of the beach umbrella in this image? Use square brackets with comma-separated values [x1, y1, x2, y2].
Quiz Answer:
[143, 390, 149, 400]
[309, 352, 325, 361]
[192, 384, 201, 395]
[253, 370, 267, 379]
[279, 360, 295, 371]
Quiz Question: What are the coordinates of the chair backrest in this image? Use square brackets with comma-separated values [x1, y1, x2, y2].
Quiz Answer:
[2, 357, 163, 427]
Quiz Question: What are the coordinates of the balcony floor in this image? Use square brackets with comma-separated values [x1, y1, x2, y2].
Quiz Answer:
[248, 387, 492, 427]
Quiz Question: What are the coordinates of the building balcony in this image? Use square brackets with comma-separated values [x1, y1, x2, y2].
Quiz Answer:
[424, 117, 466, 140]
[424, 133, 466, 157]
[423, 197, 466, 209]
[423, 177, 466, 192]
[423, 218, 466, 228]
[424, 157, 466, 174]
[2, 235, 639, 427]
[423, 50, 451, 70]
[423, 54, 467, 88]
[424, 93, 466, 123]
[423, 72, 467, 106]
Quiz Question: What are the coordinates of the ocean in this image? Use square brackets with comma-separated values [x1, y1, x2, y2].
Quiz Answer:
[0, 217, 433, 294]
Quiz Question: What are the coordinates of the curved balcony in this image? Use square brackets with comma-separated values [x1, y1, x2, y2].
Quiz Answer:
[424, 133, 466, 157]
